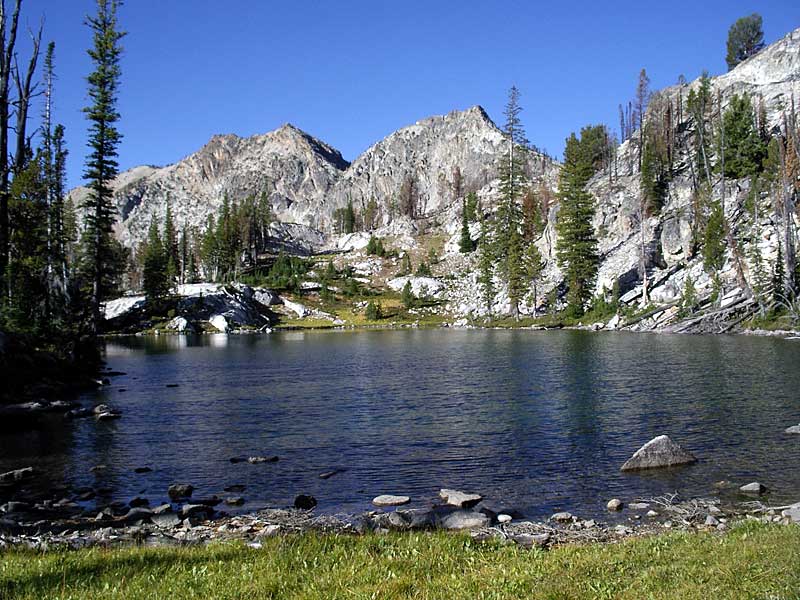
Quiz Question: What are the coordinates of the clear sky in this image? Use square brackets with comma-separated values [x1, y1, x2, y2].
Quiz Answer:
[16, 1, 800, 189]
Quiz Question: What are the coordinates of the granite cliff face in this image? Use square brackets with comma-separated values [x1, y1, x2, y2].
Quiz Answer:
[581, 26, 800, 322]
[70, 106, 558, 251]
[88, 27, 800, 329]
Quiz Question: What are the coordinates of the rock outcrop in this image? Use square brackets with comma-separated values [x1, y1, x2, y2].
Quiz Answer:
[620, 435, 698, 471]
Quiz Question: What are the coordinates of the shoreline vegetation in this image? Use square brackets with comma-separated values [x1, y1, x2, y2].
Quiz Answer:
[1, 520, 799, 598]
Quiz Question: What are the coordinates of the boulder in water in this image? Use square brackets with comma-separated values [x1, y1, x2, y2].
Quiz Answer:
[294, 495, 317, 510]
[372, 494, 410, 507]
[620, 435, 697, 471]
[438, 488, 483, 509]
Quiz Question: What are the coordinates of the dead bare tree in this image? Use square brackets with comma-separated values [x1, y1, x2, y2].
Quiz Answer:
[12, 21, 42, 175]
[0, 0, 22, 296]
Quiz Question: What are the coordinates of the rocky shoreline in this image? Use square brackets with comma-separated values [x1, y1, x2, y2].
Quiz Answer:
[2, 462, 799, 553]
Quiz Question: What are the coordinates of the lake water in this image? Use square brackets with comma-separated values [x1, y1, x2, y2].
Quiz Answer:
[3, 329, 800, 520]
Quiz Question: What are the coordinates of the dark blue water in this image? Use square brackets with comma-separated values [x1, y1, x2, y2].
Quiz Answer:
[3, 330, 800, 520]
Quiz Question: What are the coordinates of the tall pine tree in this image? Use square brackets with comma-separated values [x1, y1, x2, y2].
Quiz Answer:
[555, 129, 599, 317]
[79, 0, 125, 331]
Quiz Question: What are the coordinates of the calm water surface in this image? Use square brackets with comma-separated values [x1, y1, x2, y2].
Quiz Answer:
[3, 329, 800, 520]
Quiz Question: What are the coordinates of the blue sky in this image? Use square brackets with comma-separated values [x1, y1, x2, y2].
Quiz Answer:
[18, 1, 800, 189]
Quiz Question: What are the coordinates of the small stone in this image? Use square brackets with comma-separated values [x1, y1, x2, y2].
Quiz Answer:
[614, 525, 633, 535]
[438, 488, 483, 509]
[134, 467, 152, 474]
[704, 515, 720, 527]
[294, 495, 317, 510]
[152, 503, 172, 515]
[247, 456, 279, 464]
[168, 484, 194, 500]
[512, 533, 550, 549]
[123, 507, 153, 523]
[96, 411, 121, 421]
[256, 524, 281, 538]
[739, 482, 768, 495]
[550, 512, 573, 523]
[583, 519, 596, 528]
[152, 512, 181, 529]
[224, 496, 245, 506]
[663, 520, 673, 528]
[629, 502, 650, 510]
[607, 498, 623, 511]
[372, 495, 410, 507]
[89, 465, 107, 473]
[386, 511, 409, 529]
[180, 504, 213, 519]
[497, 514, 512, 524]
[784, 424, 800, 434]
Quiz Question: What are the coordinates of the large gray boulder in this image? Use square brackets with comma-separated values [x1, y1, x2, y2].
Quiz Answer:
[781, 503, 800, 523]
[438, 488, 483, 509]
[0, 467, 34, 483]
[620, 435, 697, 471]
[438, 510, 490, 530]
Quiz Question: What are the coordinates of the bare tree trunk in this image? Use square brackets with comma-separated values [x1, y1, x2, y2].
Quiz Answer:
[12, 24, 41, 175]
[0, 0, 22, 298]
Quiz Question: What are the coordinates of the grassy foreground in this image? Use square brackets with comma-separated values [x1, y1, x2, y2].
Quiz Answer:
[1, 522, 799, 599]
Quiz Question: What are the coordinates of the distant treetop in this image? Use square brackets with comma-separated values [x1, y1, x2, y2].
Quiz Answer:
[726, 13, 765, 71]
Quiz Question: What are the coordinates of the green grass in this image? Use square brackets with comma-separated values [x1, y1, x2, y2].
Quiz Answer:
[2, 522, 799, 599]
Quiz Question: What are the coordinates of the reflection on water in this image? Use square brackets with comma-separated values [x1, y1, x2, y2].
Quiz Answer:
[2, 330, 800, 519]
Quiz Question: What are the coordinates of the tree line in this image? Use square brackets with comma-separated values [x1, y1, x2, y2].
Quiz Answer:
[0, 0, 125, 367]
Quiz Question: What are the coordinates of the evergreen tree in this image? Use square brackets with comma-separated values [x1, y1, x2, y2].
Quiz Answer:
[79, 0, 125, 331]
[464, 191, 478, 222]
[178, 224, 189, 284]
[142, 218, 169, 303]
[459, 198, 474, 253]
[344, 199, 356, 233]
[495, 86, 528, 266]
[524, 241, 545, 315]
[401, 280, 415, 309]
[555, 130, 600, 317]
[726, 14, 765, 71]
[720, 94, 767, 179]
[703, 199, 726, 273]
[686, 73, 714, 186]
[773, 242, 785, 307]
[477, 219, 495, 316]
[365, 301, 381, 320]
[398, 252, 412, 276]
[163, 199, 178, 288]
[415, 261, 432, 277]
[506, 228, 525, 319]
[325, 259, 337, 280]
[679, 276, 698, 317]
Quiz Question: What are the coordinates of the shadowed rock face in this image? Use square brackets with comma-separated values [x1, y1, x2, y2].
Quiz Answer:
[620, 435, 697, 471]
